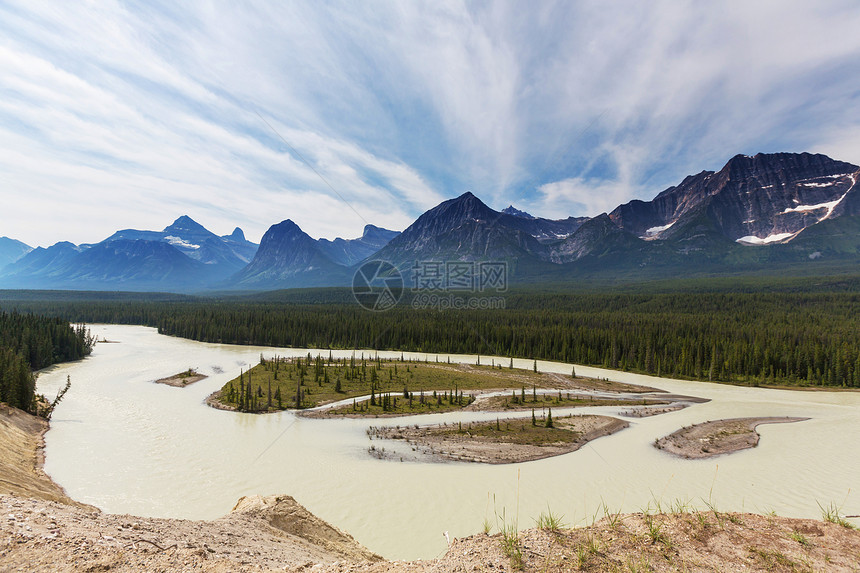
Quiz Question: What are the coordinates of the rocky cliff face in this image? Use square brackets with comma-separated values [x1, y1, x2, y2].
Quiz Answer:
[550, 213, 643, 263]
[611, 153, 859, 244]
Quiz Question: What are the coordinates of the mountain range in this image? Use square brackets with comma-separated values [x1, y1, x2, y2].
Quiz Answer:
[1, 152, 857, 292]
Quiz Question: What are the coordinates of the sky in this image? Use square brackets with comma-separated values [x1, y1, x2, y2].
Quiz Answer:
[2, 1, 860, 248]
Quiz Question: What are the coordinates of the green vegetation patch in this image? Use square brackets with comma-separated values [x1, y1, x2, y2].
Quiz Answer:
[218, 355, 568, 412]
[0, 311, 94, 414]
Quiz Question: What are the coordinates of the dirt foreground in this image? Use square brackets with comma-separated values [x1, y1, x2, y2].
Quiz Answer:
[314, 511, 860, 572]
[0, 493, 379, 572]
[654, 417, 809, 459]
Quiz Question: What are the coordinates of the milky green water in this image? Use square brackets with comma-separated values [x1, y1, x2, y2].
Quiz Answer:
[37, 324, 860, 560]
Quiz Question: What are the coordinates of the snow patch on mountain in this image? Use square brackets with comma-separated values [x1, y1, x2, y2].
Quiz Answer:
[642, 221, 675, 240]
[782, 174, 855, 221]
[781, 196, 844, 215]
[736, 232, 795, 245]
[800, 182, 837, 188]
[165, 236, 200, 250]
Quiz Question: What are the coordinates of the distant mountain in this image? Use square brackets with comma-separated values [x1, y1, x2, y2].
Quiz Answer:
[229, 220, 350, 289]
[369, 192, 595, 270]
[610, 152, 859, 245]
[506, 214, 589, 244]
[317, 225, 399, 266]
[0, 237, 32, 270]
[106, 215, 258, 273]
[221, 228, 259, 264]
[0, 239, 217, 290]
[0, 216, 258, 291]
[0, 242, 82, 286]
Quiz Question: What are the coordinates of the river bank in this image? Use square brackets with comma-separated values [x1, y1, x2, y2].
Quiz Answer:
[0, 403, 85, 507]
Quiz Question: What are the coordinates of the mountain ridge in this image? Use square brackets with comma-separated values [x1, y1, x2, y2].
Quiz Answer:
[1, 152, 857, 292]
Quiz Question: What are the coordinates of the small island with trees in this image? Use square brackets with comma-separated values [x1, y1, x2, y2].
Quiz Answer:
[155, 368, 207, 387]
[206, 353, 669, 417]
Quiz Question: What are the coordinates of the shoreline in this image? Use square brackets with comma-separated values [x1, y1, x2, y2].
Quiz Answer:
[654, 416, 810, 459]
[0, 403, 89, 508]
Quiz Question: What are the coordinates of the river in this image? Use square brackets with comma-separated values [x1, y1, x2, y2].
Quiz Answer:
[36, 324, 860, 560]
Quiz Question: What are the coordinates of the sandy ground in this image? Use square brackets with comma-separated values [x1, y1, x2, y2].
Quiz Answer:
[299, 391, 665, 419]
[654, 417, 810, 459]
[619, 404, 689, 417]
[154, 370, 208, 387]
[368, 415, 629, 464]
[0, 494, 380, 572]
[315, 511, 860, 572]
[542, 372, 665, 394]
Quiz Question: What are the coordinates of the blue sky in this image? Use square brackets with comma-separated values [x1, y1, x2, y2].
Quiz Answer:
[3, 1, 860, 247]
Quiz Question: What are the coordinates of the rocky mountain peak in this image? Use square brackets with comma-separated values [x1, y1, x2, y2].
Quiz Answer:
[502, 206, 536, 219]
[163, 215, 209, 235]
[227, 227, 246, 242]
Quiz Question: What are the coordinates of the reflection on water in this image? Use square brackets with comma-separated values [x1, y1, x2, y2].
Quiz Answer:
[38, 325, 860, 560]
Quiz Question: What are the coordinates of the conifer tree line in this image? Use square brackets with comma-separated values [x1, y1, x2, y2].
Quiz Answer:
[0, 311, 95, 413]
[1, 290, 858, 388]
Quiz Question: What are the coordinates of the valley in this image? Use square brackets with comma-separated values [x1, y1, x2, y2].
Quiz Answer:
[5, 5, 860, 570]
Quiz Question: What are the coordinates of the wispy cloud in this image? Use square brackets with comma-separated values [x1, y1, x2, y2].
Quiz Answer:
[1, 1, 859, 246]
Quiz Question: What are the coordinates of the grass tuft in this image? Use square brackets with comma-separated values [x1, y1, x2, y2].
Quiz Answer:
[495, 507, 524, 570]
[482, 517, 492, 534]
[817, 501, 857, 529]
[789, 530, 811, 547]
[535, 506, 565, 532]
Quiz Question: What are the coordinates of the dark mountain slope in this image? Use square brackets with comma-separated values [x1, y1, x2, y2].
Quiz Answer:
[230, 220, 350, 288]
